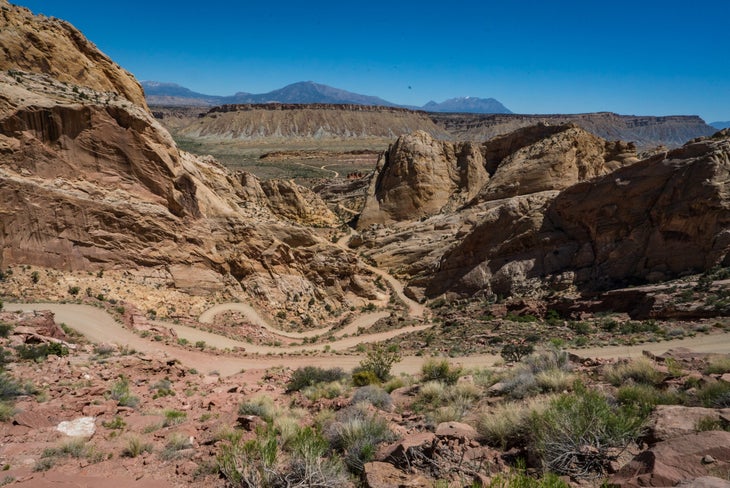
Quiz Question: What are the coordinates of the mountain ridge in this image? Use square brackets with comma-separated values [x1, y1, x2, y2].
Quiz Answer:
[141, 80, 512, 114]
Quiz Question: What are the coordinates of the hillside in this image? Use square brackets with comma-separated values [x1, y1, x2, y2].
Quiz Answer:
[430, 112, 717, 149]
[172, 103, 450, 141]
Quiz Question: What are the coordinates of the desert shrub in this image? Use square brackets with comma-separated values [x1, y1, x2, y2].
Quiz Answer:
[487, 461, 569, 488]
[163, 409, 186, 427]
[534, 369, 576, 394]
[501, 342, 534, 363]
[356, 345, 401, 382]
[417, 380, 446, 405]
[283, 427, 348, 487]
[302, 381, 347, 401]
[0, 402, 15, 422]
[352, 385, 392, 411]
[325, 403, 395, 474]
[68, 286, 80, 296]
[477, 398, 550, 449]
[695, 416, 730, 432]
[0, 373, 29, 401]
[697, 381, 730, 408]
[150, 378, 175, 399]
[218, 430, 279, 488]
[15, 342, 68, 361]
[705, 355, 730, 375]
[616, 384, 685, 414]
[286, 366, 347, 392]
[530, 384, 645, 478]
[93, 343, 115, 358]
[421, 358, 462, 385]
[0, 323, 12, 338]
[352, 370, 380, 386]
[122, 436, 153, 458]
[160, 433, 191, 461]
[239, 395, 278, 423]
[604, 358, 664, 387]
[108, 376, 139, 408]
[0, 347, 11, 370]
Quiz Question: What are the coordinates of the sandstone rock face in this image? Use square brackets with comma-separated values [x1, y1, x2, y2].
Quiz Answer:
[475, 123, 637, 201]
[353, 128, 730, 300]
[358, 131, 488, 227]
[0, 1, 147, 109]
[0, 27, 376, 311]
[260, 179, 338, 226]
[647, 405, 730, 443]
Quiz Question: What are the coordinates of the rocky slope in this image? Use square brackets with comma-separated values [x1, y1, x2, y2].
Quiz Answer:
[172, 103, 450, 142]
[349, 128, 730, 301]
[431, 112, 717, 150]
[0, 1, 146, 109]
[0, 2, 382, 318]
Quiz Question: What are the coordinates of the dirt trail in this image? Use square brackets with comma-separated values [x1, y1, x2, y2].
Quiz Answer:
[198, 303, 389, 340]
[8, 302, 730, 377]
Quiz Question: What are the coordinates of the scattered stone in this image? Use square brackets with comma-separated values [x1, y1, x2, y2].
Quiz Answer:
[56, 417, 96, 437]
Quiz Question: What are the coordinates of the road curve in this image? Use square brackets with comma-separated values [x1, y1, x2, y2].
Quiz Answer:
[198, 302, 390, 340]
[7, 302, 730, 377]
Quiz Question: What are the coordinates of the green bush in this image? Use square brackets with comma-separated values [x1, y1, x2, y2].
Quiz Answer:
[352, 370, 380, 387]
[15, 342, 68, 361]
[122, 436, 153, 458]
[286, 366, 347, 392]
[501, 343, 534, 363]
[421, 358, 462, 385]
[530, 384, 645, 478]
[163, 409, 187, 427]
[0, 323, 12, 338]
[616, 384, 685, 415]
[356, 345, 401, 383]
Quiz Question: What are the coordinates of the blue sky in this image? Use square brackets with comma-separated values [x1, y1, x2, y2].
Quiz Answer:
[15, 1, 730, 122]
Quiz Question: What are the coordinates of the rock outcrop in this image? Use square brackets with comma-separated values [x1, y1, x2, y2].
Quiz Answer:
[358, 131, 488, 227]
[352, 127, 730, 300]
[0, 1, 147, 109]
[0, 12, 378, 312]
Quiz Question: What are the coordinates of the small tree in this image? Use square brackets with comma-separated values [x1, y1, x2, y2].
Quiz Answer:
[357, 345, 401, 383]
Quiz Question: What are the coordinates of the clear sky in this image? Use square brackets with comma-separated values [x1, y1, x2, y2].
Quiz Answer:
[14, 1, 730, 122]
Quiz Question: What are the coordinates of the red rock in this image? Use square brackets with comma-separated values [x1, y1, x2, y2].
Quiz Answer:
[647, 405, 729, 443]
[13, 410, 57, 429]
[435, 421, 477, 440]
[379, 432, 435, 466]
[362, 461, 433, 488]
[610, 431, 730, 487]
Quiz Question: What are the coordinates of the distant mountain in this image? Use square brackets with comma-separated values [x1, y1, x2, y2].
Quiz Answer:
[142, 81, 512, 114]
[226, 81, 396, 106]
[141, 81, 225, 106]
[422, 97, 512, 114]
[710, 121, 730, 130]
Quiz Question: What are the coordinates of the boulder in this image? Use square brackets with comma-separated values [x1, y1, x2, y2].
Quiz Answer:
[610, 431, 730, 487]
[647, 405, 730, 443]
[435, 421, 478, 440]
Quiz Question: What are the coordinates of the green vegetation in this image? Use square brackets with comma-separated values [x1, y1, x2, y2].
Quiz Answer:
[108, 376, 139, 408]
[530, 384, 645, 478]
[122, 436, 153, 458]
[286, 366, 347, 392]
[355, 344, 401, 383]
[15, 342, 68, 361]
[421, 357, 463, 385]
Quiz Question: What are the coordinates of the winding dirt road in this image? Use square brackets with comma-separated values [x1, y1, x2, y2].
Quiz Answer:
[8, 302, 730, 377]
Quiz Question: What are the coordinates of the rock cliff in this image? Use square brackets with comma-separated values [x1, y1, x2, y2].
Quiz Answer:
[431, 112, 716, 150]
[0, 1, 147, 109]
[173, 104, 449, 141]
[0, 66, 376, 312]
[351, 127, 730, 300]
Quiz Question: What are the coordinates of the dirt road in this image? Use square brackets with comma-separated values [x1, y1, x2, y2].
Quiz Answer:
[8, 302, 730, 377]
